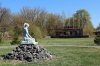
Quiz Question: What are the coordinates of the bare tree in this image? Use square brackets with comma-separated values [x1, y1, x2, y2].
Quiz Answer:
[46, 13, 63, 36]
[20, 6, 48, 36]
[20, 6, 42, 23]
[0, 5, 11, 38]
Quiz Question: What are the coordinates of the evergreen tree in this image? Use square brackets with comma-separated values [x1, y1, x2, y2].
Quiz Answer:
[94, 35, 100, 45]
[10, 26, 21, 45]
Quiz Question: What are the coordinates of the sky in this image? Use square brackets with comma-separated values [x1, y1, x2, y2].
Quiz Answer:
[0, 0, 100, 28]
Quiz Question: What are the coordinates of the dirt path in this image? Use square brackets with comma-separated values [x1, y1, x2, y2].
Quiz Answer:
[0, 45, 17, 48]
[43, 45, 100, 48]
[0, 45, 100, 48]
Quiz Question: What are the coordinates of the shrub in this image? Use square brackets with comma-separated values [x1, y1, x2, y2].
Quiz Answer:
[29, 24, 42, 39]
[10, 33, 21, 45]
[94, 35, 100, 45]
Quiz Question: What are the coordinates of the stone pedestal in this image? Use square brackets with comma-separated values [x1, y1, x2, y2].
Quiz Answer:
[21, 41, 38, 45]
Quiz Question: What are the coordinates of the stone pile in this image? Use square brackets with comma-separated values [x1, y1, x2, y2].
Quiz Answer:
[3, 44, 52, 62]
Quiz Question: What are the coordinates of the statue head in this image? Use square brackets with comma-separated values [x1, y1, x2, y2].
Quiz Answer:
[24, 23, 29, 28]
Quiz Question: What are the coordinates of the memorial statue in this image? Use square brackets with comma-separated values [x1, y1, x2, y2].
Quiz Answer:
[21, 23, 38, 44]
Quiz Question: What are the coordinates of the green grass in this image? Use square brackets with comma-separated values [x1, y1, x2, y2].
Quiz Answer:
[0, 48, 14, 56]
[0, 38, 99, 66]
[0, 40, 12, 46]
[0, 46, 100, 66]
[0, 38, 95, 46]
[38, 38, 95, 46]
[1, 38, 96, 46]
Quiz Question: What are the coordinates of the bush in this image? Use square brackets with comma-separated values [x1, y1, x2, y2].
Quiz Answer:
[94, 35, 100, 45]
[10, 33, 21, 45]
[29, 24, 42, 39]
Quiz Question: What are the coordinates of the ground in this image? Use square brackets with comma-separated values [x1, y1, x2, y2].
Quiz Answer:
[0, 38, 100, 66]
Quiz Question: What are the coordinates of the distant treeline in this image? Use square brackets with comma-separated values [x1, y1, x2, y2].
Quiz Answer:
[0, 5, 95, 38]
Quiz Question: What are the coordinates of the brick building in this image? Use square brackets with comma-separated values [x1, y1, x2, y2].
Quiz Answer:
[52, 26, 89, 38]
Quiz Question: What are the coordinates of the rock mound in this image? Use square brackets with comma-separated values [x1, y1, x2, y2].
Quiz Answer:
[3, 44, 52, 62]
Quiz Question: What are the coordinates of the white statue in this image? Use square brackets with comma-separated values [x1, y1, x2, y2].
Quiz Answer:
[21, 23, 38, 44]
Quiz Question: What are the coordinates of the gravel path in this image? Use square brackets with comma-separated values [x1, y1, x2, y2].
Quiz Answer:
[0, 45, 100, 48]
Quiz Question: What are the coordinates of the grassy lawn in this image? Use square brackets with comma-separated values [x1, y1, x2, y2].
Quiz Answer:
[0, 38, 99, 66]
[0, 38, 95, 46]
[0, 46, 100, 66]
[38, 38, 95, 46]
